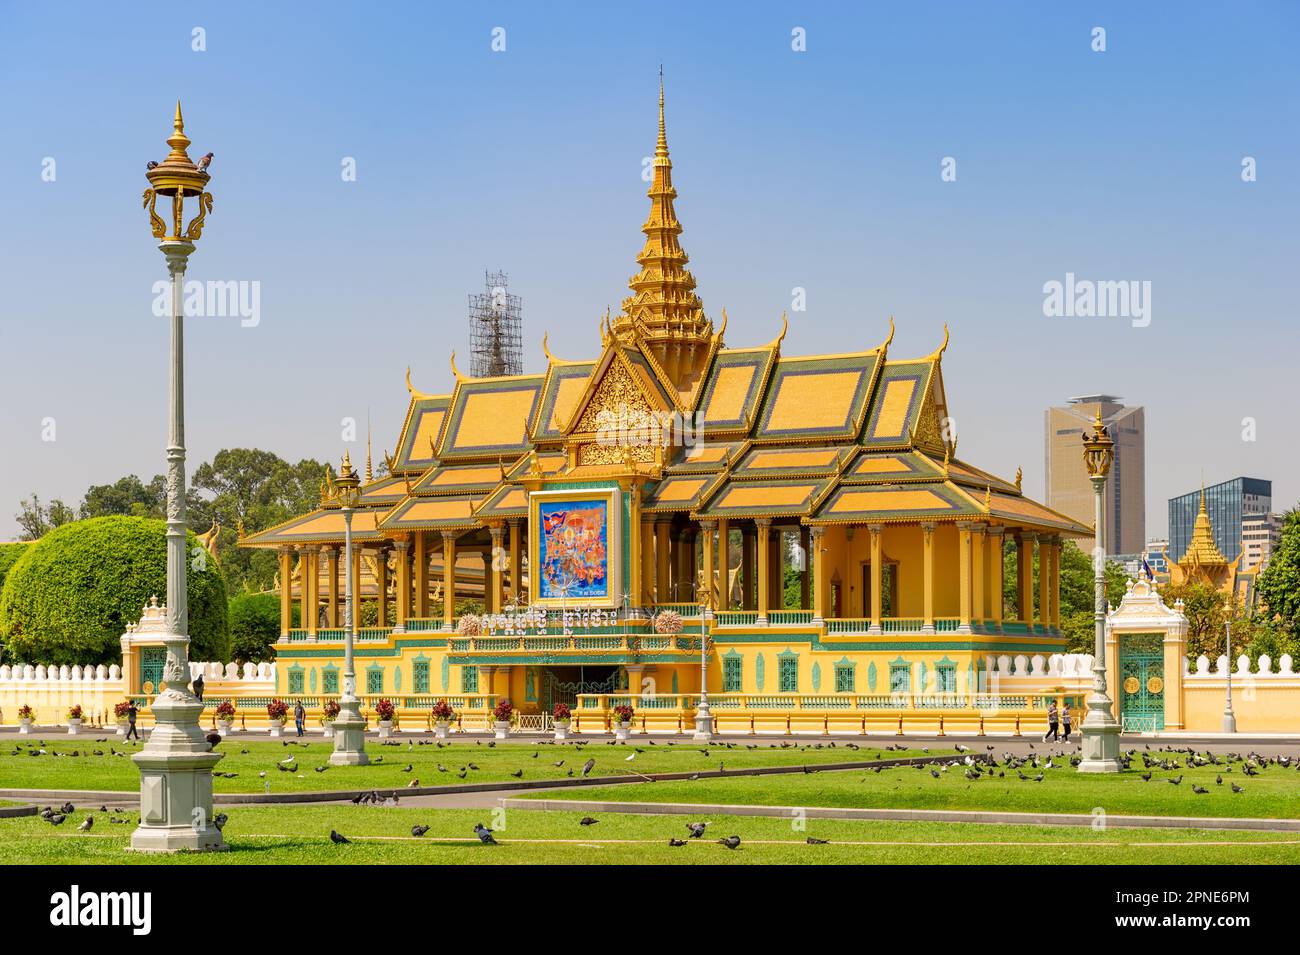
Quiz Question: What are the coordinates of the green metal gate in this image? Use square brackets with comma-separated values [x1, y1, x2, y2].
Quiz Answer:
[1119, 633, 1164, 732]
[140, 646, 166, 694]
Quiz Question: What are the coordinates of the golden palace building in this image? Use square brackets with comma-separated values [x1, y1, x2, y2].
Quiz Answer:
[240, 83, 1092, 731]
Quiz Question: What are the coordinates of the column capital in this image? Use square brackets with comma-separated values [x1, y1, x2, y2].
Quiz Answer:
[489, 524, 505, 541]
[698, 519, 717, 531]
[278, 544, 295, 556]
[920, 521, 936, 533]
[970, 522, 987, 534]
[956, 521, 975, 532]
[987, 525, 1007, 538]
[867, 523, 883, 534]
[1018, 529, 1038, 543]
[393, 539, 409, 553]
[755, 517, 772, 529]
[441, 530, 458, 544]
[809, 524, 825, 540]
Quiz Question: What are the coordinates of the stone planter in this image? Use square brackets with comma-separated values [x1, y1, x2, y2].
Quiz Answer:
[378, 719, 394, 739]
[434, 721, 451, 739]
[493, 720, 511, 739]
[269, 720, 285, 738]
[116, 719, 130, 737]
[216, 719, 233, 737]
[553, 720, 571, 740]
[322, 722, 335, 739]
[18, 716, 33, 735]
[67, 717, 82, 736]
[614, 721, 631, 741]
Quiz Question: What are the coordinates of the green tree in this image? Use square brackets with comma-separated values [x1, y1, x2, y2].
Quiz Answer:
[1256, 508, 1300, 640]
[13, 494, 77, 540]
[226, 591, 285, 663]
[0, 516, 228, 666]
[1162, 581, 1256, 663]
[79, 475, 166, 519]
[1003, 538, 1124, 650]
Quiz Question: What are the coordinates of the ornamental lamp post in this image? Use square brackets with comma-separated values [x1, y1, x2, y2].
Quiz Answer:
[131, 102, 226, 851]
[329, 452, 370, 765]
[693, 568, 715, 741]
[1077, 410, 1123, 773]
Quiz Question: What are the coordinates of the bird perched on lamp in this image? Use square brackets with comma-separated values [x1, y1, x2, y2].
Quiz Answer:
[197, 151, 213, 173]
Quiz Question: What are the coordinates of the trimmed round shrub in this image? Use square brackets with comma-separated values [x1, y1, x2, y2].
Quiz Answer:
[0, 516, 229, 666]
[227, 591, 282, 663]
[0, 542, 30, 591]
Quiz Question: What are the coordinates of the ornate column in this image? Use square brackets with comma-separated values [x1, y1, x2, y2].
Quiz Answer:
[325, 545, 340, 628]
[480, 550, 495, 615]
[957, 522, 973, 635]
[641, 519, 656, 604]
[1017, 531, 1035, 626]
[988, 527, 1006, 631]
[655, 520, 671, 603]
[971, 523, 986, 629]
[799, 525, 811, 609]
[741, 524, 755, 610]
[1048, 537, 1061, 630]
[297, 546, 312, 636]
[716, 518, 730, 611]
[699, 520, 716, 617]
[868, 524, 883, 635]
[767, 526, 782, 611]
[489, 525, 505, 613]
[441, 531, 457, 630]
[920, 523, 935, 634]
[278, 546, 293, 636]
[350, 546, 362, 630]
[414, 532, 429, 618]
[508, 520, 522, 605]
[393, 539, 410, 631]
[755, 519, 771, 625]
[375, 545, 389, 629]
[810, 525, 826, 624]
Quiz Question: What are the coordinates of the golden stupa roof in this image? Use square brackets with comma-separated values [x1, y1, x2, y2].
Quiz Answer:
[1179, 489, 1230, 567]
[241, 80, 1093, 550]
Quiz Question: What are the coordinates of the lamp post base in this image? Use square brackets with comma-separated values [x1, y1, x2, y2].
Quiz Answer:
[1222, 712, 1237, 733]
[692, 702, 714, 742]
[130, 687, 226, 852]
[1077, 720, 1123, 773]
[329, 702, 369, 766]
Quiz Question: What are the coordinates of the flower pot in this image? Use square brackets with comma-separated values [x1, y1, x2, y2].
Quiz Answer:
[434, 721, 450, 739]
[116, 719, 130, 737]
[216, 719, 233, 738]
[18, 717, 33, 735]
[268, 720, 284, 738]
[553, 720, 571, 740]
[322, 722, 335, 739]
[377, 719, 395, 739]
[67, 717, 82, 736]
[493, 720, 511, 739]
[614, 721, 631, 741]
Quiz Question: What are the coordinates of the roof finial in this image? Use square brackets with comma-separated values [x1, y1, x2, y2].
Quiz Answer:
[657, 64, 667, 158]
[365, 417, 374, 482]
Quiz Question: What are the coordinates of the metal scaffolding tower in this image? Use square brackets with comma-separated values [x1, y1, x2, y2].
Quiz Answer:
[468, 270, 522, 378]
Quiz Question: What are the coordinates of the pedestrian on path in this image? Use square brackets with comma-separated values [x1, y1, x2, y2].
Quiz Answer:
[1044, 701, 1059, 742]
[126, 701, 141, 741]
[294, 700, 306, 737]
[1061, 703, 1072, 742]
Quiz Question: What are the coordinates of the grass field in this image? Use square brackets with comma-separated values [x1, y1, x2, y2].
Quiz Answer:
[519, 748, 1300, 819]
[0, 737, 942, 794]
[3, 803, 1298, 864]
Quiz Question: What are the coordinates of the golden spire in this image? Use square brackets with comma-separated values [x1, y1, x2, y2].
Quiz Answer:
[615, 70, 713, 389]
[1180, 484, 1228, 567]
[365, 423, 374, 482]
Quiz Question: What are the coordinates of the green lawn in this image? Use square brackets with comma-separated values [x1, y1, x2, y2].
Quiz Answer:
[520, 749, 1300, 820]
[2, 804, 1297, 864]
[0, 737, 944, 795]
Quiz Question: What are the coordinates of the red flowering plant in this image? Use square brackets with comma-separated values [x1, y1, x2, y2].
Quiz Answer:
[266, 698, 289, 723]
[67, 704, 84, 720]
[493, 698, 514, 723]
[431, 699, 456, 723]
[553, 702, 572, 723]
[114, 700, 133, 719]
[374, 698, 396, 722]
[612, 703, 634, 724]
[18, 704, 34, 720]
[214, 700, 236, 722]
[322, 699, 341, 722]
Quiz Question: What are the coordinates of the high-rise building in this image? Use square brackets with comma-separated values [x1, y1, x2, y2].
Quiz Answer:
[1167, 477, 1271, 566]
[1044, 395, 1145, 555]
[1242, 513, 1282, 573]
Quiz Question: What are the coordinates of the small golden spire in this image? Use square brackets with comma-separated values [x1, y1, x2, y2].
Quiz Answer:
[365, 425, 374, 482]
[657, 64, 668, 159]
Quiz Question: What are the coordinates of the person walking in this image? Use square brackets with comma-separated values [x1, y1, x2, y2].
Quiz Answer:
[125, 700, 141, 741]
[1061, 703, 1073, 743]
[1044, 701, 1059, 742]
[294, 700, 306, 738]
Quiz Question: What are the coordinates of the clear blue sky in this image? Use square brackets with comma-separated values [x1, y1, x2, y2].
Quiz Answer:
[1, 2, 1296, 540]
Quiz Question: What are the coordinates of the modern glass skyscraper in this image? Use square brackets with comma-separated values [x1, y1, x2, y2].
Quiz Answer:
[1168, 477, 1272, 564]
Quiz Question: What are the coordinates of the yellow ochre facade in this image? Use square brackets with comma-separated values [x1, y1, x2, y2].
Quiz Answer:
[238, 81, 1095, 729]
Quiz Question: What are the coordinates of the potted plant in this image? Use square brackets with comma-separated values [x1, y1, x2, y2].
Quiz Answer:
[321, 699, 340, 738]
[113, 700, 133, 736]
[375, 698, 396, 738]
[67, 704, 84, 736]
[17, 703, 34, 734]
[214, 700, 236, 737]
[612, 703, 634, 740]
[431, 699, 456, 738]
[266, 698, 289, 737]
[492, 698, 514, 739]
[553, 702, 573, 740]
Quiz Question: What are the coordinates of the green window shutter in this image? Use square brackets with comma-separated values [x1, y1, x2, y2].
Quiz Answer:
[413, 659, 430, 694]
[288, 668, 304, 694]
[778, 656, 798, 693]
[723, 656, 743, 693]
[462, 666, 479, 694]
[323, 668, 339, 695]
[835, 663, 855, 693]
[366, 667, 383, 695]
